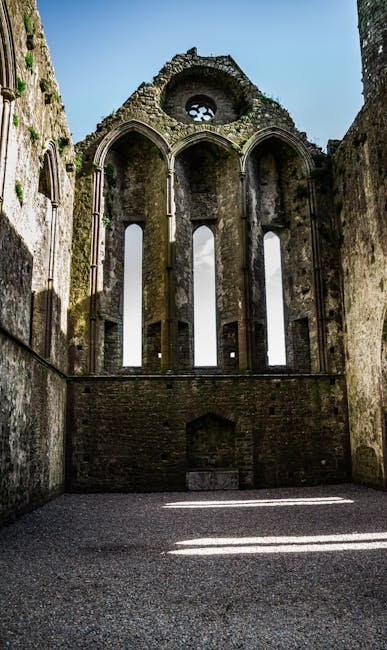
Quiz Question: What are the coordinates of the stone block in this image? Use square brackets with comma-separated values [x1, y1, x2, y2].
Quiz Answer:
[187, 469, 239, 491]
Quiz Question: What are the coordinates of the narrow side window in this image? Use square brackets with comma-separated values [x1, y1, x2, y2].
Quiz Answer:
[264, 231, 286, 365]
[123, 224, 143, 366]
[193, 226, 217, 366]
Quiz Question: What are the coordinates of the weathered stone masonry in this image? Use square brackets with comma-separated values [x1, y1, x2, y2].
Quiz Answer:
[67, 50, 351, 492]
[0, 0, 74, 525]
[68, 375, 349, 492]
[0, 0, 385, 525]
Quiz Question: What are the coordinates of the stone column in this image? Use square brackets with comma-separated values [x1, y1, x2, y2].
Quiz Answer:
[44, 201, 58, 357]
[88, 167, 103, 373]
[239, 171, 250, 371]
[308, 176, 327, 372]
[164, 167, 176, 371]
[0, 87, 15, 210]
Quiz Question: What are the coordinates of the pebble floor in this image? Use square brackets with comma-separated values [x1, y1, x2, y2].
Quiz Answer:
[0, 484, 386, 649]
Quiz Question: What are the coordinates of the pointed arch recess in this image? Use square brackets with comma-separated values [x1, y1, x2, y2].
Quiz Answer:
[0, 1, 16, 204]
[38, 143, 60, 358]
[241, 127, 315, 176]
[93, 120, 170, 168]
[243, 127, 327, 372]
[89, 122, 169, 373]
[170, 131, 241, 169]
[40, 141, 60, 204]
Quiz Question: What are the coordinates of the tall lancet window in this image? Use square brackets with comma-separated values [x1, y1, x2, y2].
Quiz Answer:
[264, 231, 286, 365]
[193, 226, 217, 366]
[123, 224, 143, 366]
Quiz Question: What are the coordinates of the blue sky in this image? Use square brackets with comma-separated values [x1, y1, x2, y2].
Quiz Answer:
[38, 0, 363, 148]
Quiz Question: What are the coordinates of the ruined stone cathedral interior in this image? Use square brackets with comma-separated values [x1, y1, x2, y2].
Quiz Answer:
[0, 0, 386, 525]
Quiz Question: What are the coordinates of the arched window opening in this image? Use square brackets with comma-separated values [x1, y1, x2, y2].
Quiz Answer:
[264, 231, 286, 365]
[193, 226, 217, 366]
[32, 146, 59, 359]
[38, 153, 52, 199]
[123, 224, 143, 366]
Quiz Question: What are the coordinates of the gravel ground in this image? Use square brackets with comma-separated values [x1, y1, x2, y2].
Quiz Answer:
[0, 484, 386, 650]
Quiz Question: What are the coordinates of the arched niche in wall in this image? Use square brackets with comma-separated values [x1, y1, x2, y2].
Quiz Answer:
[173, 138, 241, 372]
[161, 66, 251, 125]
[245, 135, 314, 372]
[100, 129, 168, 373]
[186, 413, 236, 470]
[32, 144, 60, 360]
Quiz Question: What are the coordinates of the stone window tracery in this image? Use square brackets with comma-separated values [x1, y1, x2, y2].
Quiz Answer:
[186, 95, 217, 122]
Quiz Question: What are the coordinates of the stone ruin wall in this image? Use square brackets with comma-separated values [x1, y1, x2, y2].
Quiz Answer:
[1, 1, 386, 526]
[66, 51, 350, 492]
[0, 0, 75, 525]
[67, 375, 349, 493]
[333, 75, 386, 487]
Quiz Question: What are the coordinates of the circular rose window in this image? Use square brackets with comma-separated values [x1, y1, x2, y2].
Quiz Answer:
[186, 95, 217, 122]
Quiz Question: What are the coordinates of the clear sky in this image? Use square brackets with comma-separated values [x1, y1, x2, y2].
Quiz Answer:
[37, 0, 363, 149]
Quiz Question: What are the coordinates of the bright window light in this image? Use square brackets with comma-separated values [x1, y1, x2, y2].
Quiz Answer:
[264, 231, 286, 365]
[123, 224, 143, 366]
[193, 226, 217, 366]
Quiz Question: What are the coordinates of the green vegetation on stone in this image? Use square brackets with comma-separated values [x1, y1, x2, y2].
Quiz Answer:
[13, 113, 19, 127]
[28, 126, 39, 143]
[74, 153, 83, 172]
[258, 93, 279, 106]
[104, 162, 116, 187]
[25, 53, 33, 71]
[102, 214, 111, 228]
[58, 137, 70, 156]
[23, 14, 33, 34]
[39, 78, 50, 93]
[15, 77, 26, 97]
[15, 181, 23, 205]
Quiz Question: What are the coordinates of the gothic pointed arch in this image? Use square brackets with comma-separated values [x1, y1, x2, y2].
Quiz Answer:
[243, 126, 325, 372]
[171, 130, 240, 168]
[241, 127, 314, 176]
[93, 119, 170, 168]
[33, 142, 61, 359]
[0, 1, 16, 204]
[0, 0, 16, 91]
[39, 141, 60, 204]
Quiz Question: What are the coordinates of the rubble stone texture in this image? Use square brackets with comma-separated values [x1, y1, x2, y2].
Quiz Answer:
[0, 0, 386, 526]
[0, 0, 74, 526]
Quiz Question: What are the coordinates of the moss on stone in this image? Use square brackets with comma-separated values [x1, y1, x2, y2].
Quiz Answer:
[58, 137, 70, 156]
[28, 126, 39, 143]
[15, 181, 23, 205]
[23, 14, 33, 35]
[15, 77, 26, 98]
[25, 53, 33, 71]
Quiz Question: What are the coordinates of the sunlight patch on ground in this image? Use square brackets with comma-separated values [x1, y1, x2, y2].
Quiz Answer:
[169, 532, 387, 556]
[164, 496, 354, 509]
